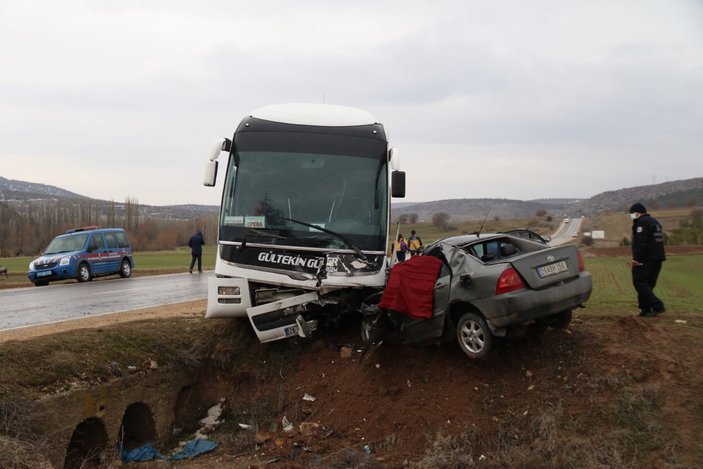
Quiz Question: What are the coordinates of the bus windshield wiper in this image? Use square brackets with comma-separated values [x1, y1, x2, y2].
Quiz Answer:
[283, 217, 366, 260]
[246, 228, 287, 239]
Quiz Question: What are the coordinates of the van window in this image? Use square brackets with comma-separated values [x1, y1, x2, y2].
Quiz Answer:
[45, 233, 89, 255]
[92, 233, 105, 251]
[115, 232, 131, 248]
[105, 233, 119, 249]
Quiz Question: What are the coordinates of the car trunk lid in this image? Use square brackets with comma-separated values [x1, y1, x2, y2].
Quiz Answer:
[509, 244, 581, 289]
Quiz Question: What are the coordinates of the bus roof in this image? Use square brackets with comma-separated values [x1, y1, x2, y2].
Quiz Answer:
[250, 103, 378, 127]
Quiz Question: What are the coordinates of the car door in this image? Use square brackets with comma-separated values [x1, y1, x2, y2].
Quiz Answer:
[87, 233, 106, 274]
[102, 232, 121, 274]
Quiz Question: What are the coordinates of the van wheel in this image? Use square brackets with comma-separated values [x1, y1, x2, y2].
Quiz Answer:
[457, 312, 493, 360]
[77, 263, 92, 283]
[34, 280, 49, 287]
[119, 259, 132, 278]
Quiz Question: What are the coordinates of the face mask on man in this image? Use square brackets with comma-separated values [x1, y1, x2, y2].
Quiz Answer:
[630, 212, 639, 220]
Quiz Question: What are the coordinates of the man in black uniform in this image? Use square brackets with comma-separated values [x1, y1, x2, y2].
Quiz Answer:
[188, 230, 205, 273]
[629, 203, 666, 317]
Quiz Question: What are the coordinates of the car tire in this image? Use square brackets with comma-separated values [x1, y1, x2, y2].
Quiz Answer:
[119, 259, 132, 278]
[77, 263, 92, 283]
[361, 313, 389, 346]
[456, 312, 493, 360]
[537, 310, 572, 328]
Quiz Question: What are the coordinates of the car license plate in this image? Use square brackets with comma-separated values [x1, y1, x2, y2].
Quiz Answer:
[36, 271, 52, 277]
[537, 260, 568, 278]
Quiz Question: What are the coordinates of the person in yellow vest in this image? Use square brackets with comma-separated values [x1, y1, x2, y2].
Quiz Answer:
[408, 230, 423, 257]
[394, 233, 408, 263]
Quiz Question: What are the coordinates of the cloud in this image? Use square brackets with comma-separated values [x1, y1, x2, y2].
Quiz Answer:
[0, 0, 701, 205]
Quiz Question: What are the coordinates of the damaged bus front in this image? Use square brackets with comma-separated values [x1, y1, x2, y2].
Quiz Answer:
[203, 103, 405, 342]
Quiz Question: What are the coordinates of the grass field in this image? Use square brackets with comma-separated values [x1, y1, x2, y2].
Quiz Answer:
[583, 253, 703, 316]
[2, 230, 702, 318]
[0, 246, 218, 288]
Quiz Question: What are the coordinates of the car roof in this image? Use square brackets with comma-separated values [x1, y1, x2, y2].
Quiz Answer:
[60, 227, 125, 236]
[438, 233, 506, 245]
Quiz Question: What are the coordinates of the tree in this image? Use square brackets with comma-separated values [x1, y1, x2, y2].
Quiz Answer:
[408, 213, 419, 224]
[432, 212, 450, 230]
[397, 214, 409, 224]
[125, 196, 139, 232]
[535, 209, 547, 217]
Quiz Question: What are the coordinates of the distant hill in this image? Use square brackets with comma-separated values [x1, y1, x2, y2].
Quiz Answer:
[567, 178, 703, 215]
[2, 176, 701, 224]
[0, 177, 219, 221]
[391, 178, 702, 221]
[392, 198, 582, 222]
[0, 176, 88, 201]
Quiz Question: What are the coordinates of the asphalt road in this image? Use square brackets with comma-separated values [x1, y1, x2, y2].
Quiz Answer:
[550, 218, 584, 245]
[0, 272, 211, 331]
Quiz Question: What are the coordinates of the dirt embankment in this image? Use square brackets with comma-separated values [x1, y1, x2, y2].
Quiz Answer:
[1, 305, 702, 468]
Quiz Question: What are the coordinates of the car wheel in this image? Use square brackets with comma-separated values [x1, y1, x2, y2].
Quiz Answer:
[537, 310, 572, 328]
[77, 263, 92, 283]
[119, 259, 132, 278]
[456, 312, 493, 360]
[360, 313, 389, 346]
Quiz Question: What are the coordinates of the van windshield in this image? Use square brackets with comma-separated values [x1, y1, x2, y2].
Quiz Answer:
[44, 233, 89, 255]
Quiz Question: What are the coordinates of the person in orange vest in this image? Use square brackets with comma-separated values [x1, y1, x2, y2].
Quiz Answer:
[394, 233, 408, 263]
[408, 230, 423, 257]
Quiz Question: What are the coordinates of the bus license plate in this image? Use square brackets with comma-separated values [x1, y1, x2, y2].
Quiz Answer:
[537, 260, 568, 278]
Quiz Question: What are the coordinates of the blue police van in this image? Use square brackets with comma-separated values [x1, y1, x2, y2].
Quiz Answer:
[28, 226, 134, 286]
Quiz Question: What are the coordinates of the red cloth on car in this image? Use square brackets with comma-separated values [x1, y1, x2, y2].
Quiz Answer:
[379, 256, 443, 319]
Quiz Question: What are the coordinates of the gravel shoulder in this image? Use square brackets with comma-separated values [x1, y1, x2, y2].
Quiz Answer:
[0, 299, 205, 344]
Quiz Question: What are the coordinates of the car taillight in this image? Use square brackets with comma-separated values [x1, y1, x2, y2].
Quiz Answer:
[576, 249, 585, 272]
[495, 267, 526, 295]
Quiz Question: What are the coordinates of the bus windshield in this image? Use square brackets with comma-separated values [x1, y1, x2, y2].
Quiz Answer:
[220, 145, 388, 252]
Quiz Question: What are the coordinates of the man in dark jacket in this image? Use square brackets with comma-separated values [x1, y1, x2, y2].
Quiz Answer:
[188, 230, 205, 273]
[629, 203, 666, 317]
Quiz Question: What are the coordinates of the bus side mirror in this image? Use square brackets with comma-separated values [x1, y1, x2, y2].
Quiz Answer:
[391, 170, 405, 198]
[389, 147, 400, 169]
[204, 138, 230, 187]
[203, 160, 218, 187]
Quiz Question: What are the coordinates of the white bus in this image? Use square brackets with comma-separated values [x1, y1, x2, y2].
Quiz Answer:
[202, 103, 405, 342]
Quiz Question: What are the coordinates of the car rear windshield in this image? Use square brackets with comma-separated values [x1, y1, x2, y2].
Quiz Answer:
[44, 233, 89, 255]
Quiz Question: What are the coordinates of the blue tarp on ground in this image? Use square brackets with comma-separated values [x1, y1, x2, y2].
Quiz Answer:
[169, 439, 218, 460]
[120, 439, 218, 462]
[120, 443, 164, 462]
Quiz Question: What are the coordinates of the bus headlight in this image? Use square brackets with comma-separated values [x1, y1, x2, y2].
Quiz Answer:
[218, 286, 240, 295]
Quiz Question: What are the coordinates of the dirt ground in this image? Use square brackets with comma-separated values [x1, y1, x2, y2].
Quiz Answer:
[2, 301, 702, 468]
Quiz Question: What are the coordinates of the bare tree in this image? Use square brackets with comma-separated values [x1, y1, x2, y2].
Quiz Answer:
[432, 212, 451, 230]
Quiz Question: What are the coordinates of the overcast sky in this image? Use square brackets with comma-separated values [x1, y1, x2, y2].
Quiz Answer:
[1, 0, 702, 206]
